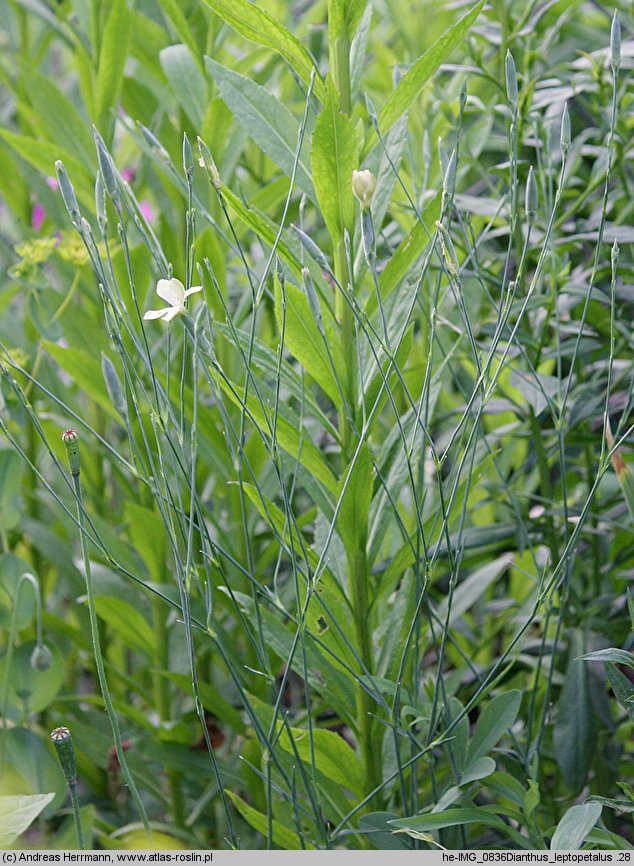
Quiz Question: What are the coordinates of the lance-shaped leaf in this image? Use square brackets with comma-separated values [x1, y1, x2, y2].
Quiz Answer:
[360, 0, 486, 159]
[205, 57, 315, 199]
[199, 0, 326, 101]
[311, 78, 358, 243]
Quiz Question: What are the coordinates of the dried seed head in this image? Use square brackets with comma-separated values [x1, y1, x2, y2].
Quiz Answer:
[51, 726, 77, 784]
[351, 169, 377, 210]
[62, 428, 81, 476]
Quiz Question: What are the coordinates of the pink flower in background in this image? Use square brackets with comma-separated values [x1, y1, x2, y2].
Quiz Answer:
[139, 201, 154, 224]
[46, 176, 59, 192]
[121, 168, 135, 183]
[32, 202, 46, 231]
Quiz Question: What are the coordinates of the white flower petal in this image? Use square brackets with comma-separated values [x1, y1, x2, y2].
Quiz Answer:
[156, 278, 184, 306]
[183, 285, 203, 298]
[144, 307, 171, 320]
[162, 306, 183, 322]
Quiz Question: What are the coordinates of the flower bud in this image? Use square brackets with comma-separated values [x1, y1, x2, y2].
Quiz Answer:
[351, 169, 376, 210]
[31, 643, 53, 671]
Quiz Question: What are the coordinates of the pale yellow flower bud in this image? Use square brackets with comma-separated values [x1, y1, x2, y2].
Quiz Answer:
[351, 169, 377, 210]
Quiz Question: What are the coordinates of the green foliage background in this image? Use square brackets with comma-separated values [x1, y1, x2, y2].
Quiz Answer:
[0, 0, 633, 851]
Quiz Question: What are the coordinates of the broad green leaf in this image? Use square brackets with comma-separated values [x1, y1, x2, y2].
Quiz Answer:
[160, 45, 207, 129]
[550, 803, 603, 850]
[226, 790, 314, 849]
[438, 555, 513, 628]
[358, 811, 411, 850]
[247, 692, 365, 798]
[43, 341, 119, 421]
[221, 186, 302, 277]
[0, 450, 22, 532]
[605, 663, 634, 721]
[104, 828, 187, 850]
[553, 631, 596, 794]
[217, 376, 338, 496]
[0, 130, 94, 211]
[124, 503, 165, 582]
[95, 0, 131, 131]
[329, 0, 369, 41]
[157, 0, 203, 69]
[275, 278, 343, 405]
[338, 442, 373, 555]
[0, 641, 64, 715]
[361, 0, 487, 157]
[198, 0, 326, 101]
[228, 593, 357, 727]
[92, 595, 156, 655]
[205, 57, 315, 199]
[311, 78, 358, 243]
[18, 62, 94, 169]
[349, 1, 373, 102]
[466, 690, 521, 766]
[0, 728, 65, 811]
[579, 648, 634, 668]
[389, 806, 508, 833]
[0, 793, 55, 847]
[0, 554, 35, 630]
[156, 671, 246, 734]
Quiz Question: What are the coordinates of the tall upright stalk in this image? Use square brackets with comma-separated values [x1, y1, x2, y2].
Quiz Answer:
[62, 429, 151, 841]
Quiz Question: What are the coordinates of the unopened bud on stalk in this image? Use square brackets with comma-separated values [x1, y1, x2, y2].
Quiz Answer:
[62, 428, 81, 476]
[525, 166, 538, 221]
[435, 221, 460, 278]
[437, 137, 449, 177]
[302, 268, 324, 332]
[560, 103, 571, 154]
[51, 726, 77, 784]
[31, 643, 53, 671]
[441, 149, 457, 214]
[505, 50, 518, 106]
[197, 137, 221, 192]
[459, 78, 468, 113]
[55, 161, 81, 228]
[351, 169, 376, 210]
[610, 12, 621, 70]
[183, 133, 194, 178]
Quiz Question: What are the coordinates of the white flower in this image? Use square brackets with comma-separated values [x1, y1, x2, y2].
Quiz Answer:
[143, 278, 202, 322]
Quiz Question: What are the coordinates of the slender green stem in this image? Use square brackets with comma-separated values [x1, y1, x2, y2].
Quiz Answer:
[70, 462, 151, 840]
[68, 780, 84, 849]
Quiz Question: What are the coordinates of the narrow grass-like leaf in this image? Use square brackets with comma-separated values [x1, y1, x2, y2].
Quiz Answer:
[198, 0, 326, 101]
